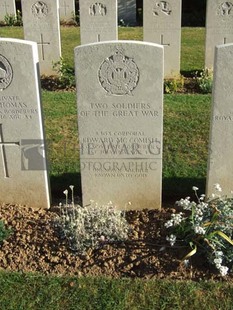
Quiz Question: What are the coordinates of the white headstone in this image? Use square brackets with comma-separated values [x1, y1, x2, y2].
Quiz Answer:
[59, 0, 75, 22]
[206, 44, 233, 197]
[79, 0, 118, 45]
[143, 0, 181, 77]
[205, 0, 233, 68]
[0, 38, 50, 208]
[118, 0, 137, 26]
[21, 0, 61, 76]
[0, 0, 16, 21]
[75, 41, 164, 210]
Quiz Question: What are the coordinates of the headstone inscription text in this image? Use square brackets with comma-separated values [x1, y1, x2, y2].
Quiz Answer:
[0, 39, 50, 208]
[143, 0, 181, 77]
[75, 41, 164, 210]
[21, 0, 61, 75]
[205, 0, 233, 68]
[79, 0, 117, 44]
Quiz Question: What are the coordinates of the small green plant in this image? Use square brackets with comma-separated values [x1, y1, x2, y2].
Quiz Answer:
[52, 57, 75, 88]
[4, 10, 23, 26]
[54, 186, 130, 254]
[0, 220, 11, 243]
[165, 185, 233, 276]
[164, 75, 184, 94]
[194, 68, 213, 94]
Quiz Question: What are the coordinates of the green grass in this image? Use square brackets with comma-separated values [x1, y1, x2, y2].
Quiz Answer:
[41, 92, 211, 199]
[0, 26, 205, 73]
[0, 272, 232, 310]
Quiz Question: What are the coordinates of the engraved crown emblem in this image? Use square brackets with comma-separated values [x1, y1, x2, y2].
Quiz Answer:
[98, 49, 139, 96]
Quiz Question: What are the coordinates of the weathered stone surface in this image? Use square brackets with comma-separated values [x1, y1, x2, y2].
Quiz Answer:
[79, 0, 117, 45]
[0, 38, 50, 208]
[0, 0, 16, 21]
[143, 0, 181, 77]
[118, 0, 137, 26]
[75, 41, 163, 210]
[205, 0, 233, 68]
[206, 43, 233, 197]
[21, 0, 61, 75]
[59, 0, 75, 22]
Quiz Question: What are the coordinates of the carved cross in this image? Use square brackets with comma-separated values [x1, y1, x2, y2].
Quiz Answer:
[160, 34, 170, 47]
[37, 34, 50, 60]
[0, 124, 20, 178]
[1, 1, 10, 13]
[61, 1, 70, 16]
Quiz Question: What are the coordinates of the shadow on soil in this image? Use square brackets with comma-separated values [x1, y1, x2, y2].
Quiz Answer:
[50, 174, 205, 208]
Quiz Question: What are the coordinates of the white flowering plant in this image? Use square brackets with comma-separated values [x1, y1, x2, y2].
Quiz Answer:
[165, 185, 233, 276]
[54, 186, 130, 254]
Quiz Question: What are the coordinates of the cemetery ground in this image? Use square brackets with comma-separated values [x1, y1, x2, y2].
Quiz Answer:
[0, 26, 233, 309]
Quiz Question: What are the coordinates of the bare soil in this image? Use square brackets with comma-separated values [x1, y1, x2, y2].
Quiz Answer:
[0, 203, 232, 281]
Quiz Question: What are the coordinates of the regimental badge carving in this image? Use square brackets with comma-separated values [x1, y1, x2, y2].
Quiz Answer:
[98, 49, 139, 96]
[31, 1, 48, 18]
[89, 2, 107, 16]
[153, 1, 172, 16]
[0, 55, 13, 91]
[218, 2, 233, 16]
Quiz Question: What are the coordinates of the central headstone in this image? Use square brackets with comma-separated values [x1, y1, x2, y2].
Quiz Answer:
[143, 0, 181, 77]
[205, 0, 233, 68]
[79, 0, 118, 45]
[75, 41, 163, 210]
[0, 38, 50, 208]
[21, 0, 61, 76]
[0, 0, 16, 21]
[206, 43, 233, 197]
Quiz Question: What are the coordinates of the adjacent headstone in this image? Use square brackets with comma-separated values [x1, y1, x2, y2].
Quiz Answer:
[143, 0, 181, 77]
[0, 0, 16, 21]
[205, 0, 233, 68]
[206, 44, 233, 197]
[0, 38, 50, 208]
[21, 0, 61, 76]
[75, 41, 164, 210]
[118, 0, 137, 26]
[59, 0, 75, 22]
[79, 0, 118, 45]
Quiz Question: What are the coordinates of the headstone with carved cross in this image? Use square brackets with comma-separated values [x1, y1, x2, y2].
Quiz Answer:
[118, 0, 137, 26]
[0, 38, 50, 208]
[59, 0, 75, 22]
[143, 0, 181, 77]
[206, 43, 233, 197]
[79, 0, 118, 45]
[0, 0, 16, 21]
[205, 0, 233, 68]
[21, 0, 61, 75]
[75, 41, 164, 210]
